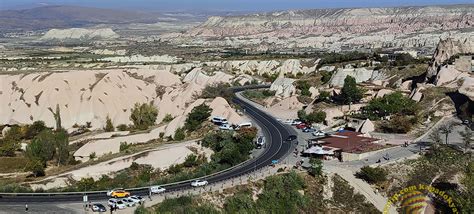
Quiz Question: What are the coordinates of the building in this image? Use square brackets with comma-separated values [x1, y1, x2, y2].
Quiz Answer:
[305, 130, 385, 161]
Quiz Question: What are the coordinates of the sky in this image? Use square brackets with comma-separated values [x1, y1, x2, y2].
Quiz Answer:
[1, 0, 473, 11]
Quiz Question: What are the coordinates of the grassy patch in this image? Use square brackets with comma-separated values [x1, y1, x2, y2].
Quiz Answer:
[0, 157, 29, 173]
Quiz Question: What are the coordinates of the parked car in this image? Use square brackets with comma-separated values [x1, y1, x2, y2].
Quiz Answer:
[91, 203, 107, 212]
[108, 199, 126, 210]
[302, 127, 316, 133]
[211, 116, 228, 125]
[291, 120, 303, 125]
[312, 130, 326, 137]
[296, 123, 309, 129]
[283, 119, 293, 124]
[219, 124, 233, 130]
[129, 195, 145, 204]
[149, 186, 166, 194]
[122, 198, 136, 207]
[191, 180, 208, 187]
[107, 189, 130, 198]
[285, 135, 297, 141]
[236, 122, 252, 130]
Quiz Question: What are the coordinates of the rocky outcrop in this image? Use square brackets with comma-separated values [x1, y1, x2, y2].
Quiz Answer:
[329, 67, 380, 87]
[270, 78, 296, 98]
[205, 58, 318, 76]
[427, 37, 474, 81]
[458, 76, 474, 101]
[41, 28, 119, 41]
[162, 5, 474, 51]
[100, 54, 180, 63]
[357, 119, 375, 134]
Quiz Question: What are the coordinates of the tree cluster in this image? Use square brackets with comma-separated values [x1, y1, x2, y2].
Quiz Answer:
[184, 103, 212, 132]
[130, 103, 158, 130]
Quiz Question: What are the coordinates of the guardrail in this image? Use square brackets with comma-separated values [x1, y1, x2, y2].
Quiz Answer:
[0, 85, 277, 200]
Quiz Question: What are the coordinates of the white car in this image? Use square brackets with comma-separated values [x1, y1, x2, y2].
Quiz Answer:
[312, 130, 326, 137]
[219, 124, 233, 130]
[291, 120, 302, 125]
[211, 116, 228, 125]
[108, 199, 126, 210]
[128, 195, 145, 204]
[121, 198, 136, 207]
[191, 180, 208, 187]
[283, 119, 293, 124]
[150, 185, 166, 194]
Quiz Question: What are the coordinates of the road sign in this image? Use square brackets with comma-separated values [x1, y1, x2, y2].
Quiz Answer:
[83, 195, 88, 202]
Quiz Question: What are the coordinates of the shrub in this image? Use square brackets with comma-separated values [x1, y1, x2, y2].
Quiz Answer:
[198, 83, 233, 101]
[162, 114, 174, 123]
[25, 120, 48, 139]
[355, 166, 387, 184]
[296, 80, 311, 97]
[174, 127, 186, 141]
[380, 115, 416, 133]
[89, 152, 96, 160]
[0, 138, 19, 157]
[318, 91, 331, 101]
[320, 71, 332, 84]
[104, 115, 114, 132]
[309, 158, 323, 177]
[167, 164, 183, 174]
[306, 111, 326, 124]
[159, 132, 165, 139]
[184, 104, 212, 132]
[183, 154, 199, 167]
[25, 159, 45, 177]
[120, 142, 130, 152]
[297, 109, 307, 121]
[130, 103, 158, 130]
[116, 124, 128, 131]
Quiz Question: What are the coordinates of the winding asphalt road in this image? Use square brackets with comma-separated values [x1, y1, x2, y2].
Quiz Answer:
[0, 85, 295, 203]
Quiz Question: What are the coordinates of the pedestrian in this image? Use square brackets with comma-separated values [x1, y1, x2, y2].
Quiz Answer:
[25, 204, 28, 212]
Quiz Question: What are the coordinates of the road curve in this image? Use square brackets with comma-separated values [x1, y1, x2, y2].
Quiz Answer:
[0, 85, 295, 203]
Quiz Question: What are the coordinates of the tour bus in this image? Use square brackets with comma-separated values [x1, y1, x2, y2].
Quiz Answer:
[236, 122, 252, 130]
[211, 116, 228, 125]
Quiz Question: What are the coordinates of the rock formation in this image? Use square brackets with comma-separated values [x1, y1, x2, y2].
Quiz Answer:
[329, 67, 380, 87]
[427, 37, 474, 81]
[41, 28, 119, 41]
[270, 78, 296, 98]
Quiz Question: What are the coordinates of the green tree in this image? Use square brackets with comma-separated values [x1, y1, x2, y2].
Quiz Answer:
[296, 80, 311, 96]
[224, 192, 256, 213]
[355, 166, 387, 184]
[26, 130, 56, 164]
[306, 111, 326, 124]
[54, 129, 69, 166]
[25, 120, 48, 139]
[120, 142, 130, 152]
[309, 158, 323, 177]
[104, 115, 115, 132]
[340, 76, 363, 104]
[130, 103, 158, 130]
[184, 104, 211, 132]
[363, 92, 417, 119]
[320, 71, 332, 84]
[459, 127, 473, 153]
[318, 91, 331, 101]
[297, 109, 307, 121]
[174, 127, 186, 141]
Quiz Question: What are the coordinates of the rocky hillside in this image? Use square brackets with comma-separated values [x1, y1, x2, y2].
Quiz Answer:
[41, 28, 120, 42]
[163, 5, 474, 51]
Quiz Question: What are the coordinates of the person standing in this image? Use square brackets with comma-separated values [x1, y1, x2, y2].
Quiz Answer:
[25, 204, 28, 212]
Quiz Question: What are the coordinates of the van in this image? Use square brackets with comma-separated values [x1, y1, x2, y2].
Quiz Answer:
[236, 122, 252, 130]
[211, 116, 228, 125]
[256, 136, 265, 148]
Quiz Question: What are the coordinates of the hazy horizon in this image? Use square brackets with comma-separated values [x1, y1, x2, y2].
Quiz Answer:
[1, 0, 473, 12]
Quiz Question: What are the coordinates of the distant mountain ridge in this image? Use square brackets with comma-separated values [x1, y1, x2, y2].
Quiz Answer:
[0, 5, 161, 32]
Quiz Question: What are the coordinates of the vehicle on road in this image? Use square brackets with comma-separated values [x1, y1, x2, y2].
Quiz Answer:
[219, 124, 233, 130]
[106, 189, 130, 198]
[150, 186, 166, 194]
[129, 195, 145, 204]
[191, 180, 208, 187]
[312, 130, 326, 137]
[285, 135, 297, 141]
[256, 136, 265, 148]
[211, 116, 228, 125]
[236, 122, 252, 130]
[302, 127, 316, 133]
[91, 203, 107, 212]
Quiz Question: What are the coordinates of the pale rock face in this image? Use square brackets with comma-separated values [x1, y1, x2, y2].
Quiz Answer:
[329, 67, 379, 87]
[375, 89, 394, 98]
[400, 80, 413, 91]
[265, 96, 304, 119]
[410, 88, 424, 102]
[1, 126, 10, 137]
[41, 28, 119, 41]
[435, 65, 469, 86]
[91, 49, 127, 55]
[323, 108, 344, 126]
[270, 78, 296, 98]
[427, 37, 474, 80]
[357, 119, 375, 134]
[205, 58, 317, 76]
[319, 66, 336, 72]
[309, 87, 319, 99]
[100, 54, 180, 64]
[458, 76, 474, 101]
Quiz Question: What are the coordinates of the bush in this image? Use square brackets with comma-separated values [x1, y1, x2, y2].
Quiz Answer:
[297, 109, 307, 121]
[355, 166, 387, 184]
[198, 83, 233, 101]
[89, 152, 96, 160]
[320, 71, 332, 84]
[120, 142, 130, 152]
[130, 103, 158, 130]
[104, 115, 114, 132]
[162, 114, 174, 123]
[25, 121, 48, 139]
[306, 111, 326, 124]
[183, 154, 199, 167]
[174, 127, 186, 141]
[184, 104, 212, 132]
[25, 159, 45, 177]
[116, 124, 128, 131]
[0, 138, 19, 157]
[318, 91, 331, 101]
[296, 80, 311, 97]
[309, 158, 323, 177]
